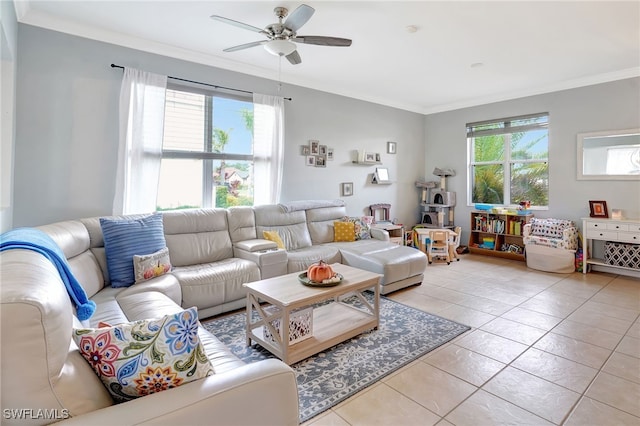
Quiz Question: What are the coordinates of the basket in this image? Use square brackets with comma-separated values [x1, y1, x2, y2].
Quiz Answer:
[263, 305, 313, 345]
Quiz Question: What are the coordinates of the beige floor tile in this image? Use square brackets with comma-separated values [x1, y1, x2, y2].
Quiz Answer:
[580, 300, 640, 321]
[455, 295, 514, 316]
[627, 321, 640, 339]
[385, 362, 477, 416]
[586, 372, 640, 417]
[518, 292, 586, 318]
[565, 396, 640, 426]
[456, 329, 529, 363]
[512, 347, 598, 393]
[390, 291, 453, 314]
[616, 335, 640, 358]
[501, 306, 563, 331]
[334, 383, 441, 426]
[566, 306, 634, 335]
[483, 366, 580, 424]
[444, 389, 553, 426]
[549, 276, 609, 299]
[304, 410, 350, 426]
[552, 319, 624, 350]
[534, 332, 612, 369]
[591, 290, 640, 311]
[424, 344, 505, 387]
[436, 304, 496, 328]
[603, 352, 640, 384]
[479, 317, 547, 345]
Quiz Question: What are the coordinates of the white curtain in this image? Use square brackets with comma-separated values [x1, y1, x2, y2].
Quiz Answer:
[253, 93, 284, 205]
[113, 68, 167, 215]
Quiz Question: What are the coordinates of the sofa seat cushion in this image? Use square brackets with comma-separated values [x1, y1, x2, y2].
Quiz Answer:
[331, 240, 427, 285]
[172, 258, 260, 312]
[285, 245, 342, 273]
[88, 286, 128, 327]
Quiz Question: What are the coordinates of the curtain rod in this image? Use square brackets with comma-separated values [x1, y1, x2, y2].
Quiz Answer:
[110, 64, 292, 101]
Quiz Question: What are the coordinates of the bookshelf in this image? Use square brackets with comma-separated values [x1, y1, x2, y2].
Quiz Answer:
[468, 210, 533, 261]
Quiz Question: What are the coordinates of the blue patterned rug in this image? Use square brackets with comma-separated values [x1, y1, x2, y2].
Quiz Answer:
[202, 295, 470, 423]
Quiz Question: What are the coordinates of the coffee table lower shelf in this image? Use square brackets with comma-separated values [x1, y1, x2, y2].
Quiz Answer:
[249, 302, 378, 365]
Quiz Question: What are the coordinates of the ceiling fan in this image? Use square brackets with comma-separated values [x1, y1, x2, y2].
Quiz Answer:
[210, 4, 352, 65]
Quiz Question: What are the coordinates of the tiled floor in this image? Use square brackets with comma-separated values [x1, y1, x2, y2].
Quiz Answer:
[304, 254, 640, 426]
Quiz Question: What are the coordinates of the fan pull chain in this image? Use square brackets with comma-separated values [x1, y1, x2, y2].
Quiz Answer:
[278, 55, 283, 92]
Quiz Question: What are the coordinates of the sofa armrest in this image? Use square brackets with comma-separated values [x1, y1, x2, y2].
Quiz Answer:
[370, 227, 390, 241]
[58, 359, 299, 426]
[233, 246, 288, 280]
[523, 223, 532, 238]
[234, 238, 278, 252]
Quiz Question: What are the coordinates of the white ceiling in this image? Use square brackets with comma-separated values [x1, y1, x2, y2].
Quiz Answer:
[14, 0, 640, 114]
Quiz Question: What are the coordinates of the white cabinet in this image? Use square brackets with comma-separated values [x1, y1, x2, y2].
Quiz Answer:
[582, 218, 640, 277]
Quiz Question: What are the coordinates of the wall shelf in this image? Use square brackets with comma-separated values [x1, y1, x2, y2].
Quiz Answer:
[352, 161, 382, 165]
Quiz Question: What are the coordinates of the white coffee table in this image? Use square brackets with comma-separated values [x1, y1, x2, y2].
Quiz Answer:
[244, 263, 381, 365]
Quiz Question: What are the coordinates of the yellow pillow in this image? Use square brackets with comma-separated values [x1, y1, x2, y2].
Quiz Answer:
[334, 221, 356, 242]
[263, 230, 285, 249]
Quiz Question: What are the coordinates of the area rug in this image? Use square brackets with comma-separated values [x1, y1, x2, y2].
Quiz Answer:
[202, 295, 470, 423]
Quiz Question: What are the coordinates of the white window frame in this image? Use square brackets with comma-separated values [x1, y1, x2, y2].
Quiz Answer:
[160, 83, 254, 209]
[467, 112, 549, 208]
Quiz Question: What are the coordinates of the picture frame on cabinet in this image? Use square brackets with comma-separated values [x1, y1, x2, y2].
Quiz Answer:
[589, 200, 609, 218]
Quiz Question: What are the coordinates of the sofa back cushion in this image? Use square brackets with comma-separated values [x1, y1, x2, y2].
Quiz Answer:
[1, 249, 113, 420]
[227, 206, 258, 243]
[40, 220, 105, 299]
[305, 206, 348, 244]
[253, 204, 312, 250]
[100, 213, 167, 288]
[162, 209, 233, 266]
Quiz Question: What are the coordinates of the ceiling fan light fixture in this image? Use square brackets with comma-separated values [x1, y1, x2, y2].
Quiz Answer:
[264, 40, 296, 56]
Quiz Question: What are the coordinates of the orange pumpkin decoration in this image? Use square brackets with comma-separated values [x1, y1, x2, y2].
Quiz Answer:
[307, 260, 334, 282]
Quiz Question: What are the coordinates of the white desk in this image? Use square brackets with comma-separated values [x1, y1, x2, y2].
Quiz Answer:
[371, 223, 404, 245]
[413, 228, 459, 261]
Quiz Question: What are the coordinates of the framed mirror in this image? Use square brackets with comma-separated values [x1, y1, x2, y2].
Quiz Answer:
[577, 128, 640, 180]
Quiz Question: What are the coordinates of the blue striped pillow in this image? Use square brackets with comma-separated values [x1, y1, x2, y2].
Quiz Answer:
[100, 213, 166, 288]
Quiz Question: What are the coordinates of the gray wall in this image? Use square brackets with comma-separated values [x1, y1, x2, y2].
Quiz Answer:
[12, 24, 640, 236]
[14, 24, 424, 227]
[424, 78, 640, 244]
[1, 1, 18, 232]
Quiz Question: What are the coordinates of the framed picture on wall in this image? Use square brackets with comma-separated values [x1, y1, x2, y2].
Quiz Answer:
[327, 148, 334, 160]
[589, 200, 609, 218]
[387, 141, 397, 154]
[341, 182, 353, 196]
[310, 140, 320, 155]
[306, 156, 316, 166]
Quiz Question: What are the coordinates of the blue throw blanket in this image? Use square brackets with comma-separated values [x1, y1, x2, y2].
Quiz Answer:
[0, 228, 96, 320]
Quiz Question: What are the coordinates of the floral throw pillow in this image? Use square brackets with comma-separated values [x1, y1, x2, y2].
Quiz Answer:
[342, 216, 372, 240]
[133, 247, 172, 284]
[73, 307, 214, 403]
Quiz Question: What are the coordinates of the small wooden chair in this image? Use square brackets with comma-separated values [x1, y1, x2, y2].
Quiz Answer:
[427, 230, 451, 264]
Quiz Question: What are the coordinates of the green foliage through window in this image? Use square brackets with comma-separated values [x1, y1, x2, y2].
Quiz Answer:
[468, 113, 549, 207]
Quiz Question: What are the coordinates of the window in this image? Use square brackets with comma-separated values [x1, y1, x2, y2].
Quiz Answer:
[467, 113, 549, 208]
[157, 86, 255, 210]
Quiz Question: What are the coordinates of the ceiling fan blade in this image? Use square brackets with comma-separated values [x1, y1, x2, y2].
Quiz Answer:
[210, 15, 264, 33]
[292, 36, 352, 47]
[223, 40, 267, 52]
[284, 4, 315, 32]
[286, 50, 302, 65]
